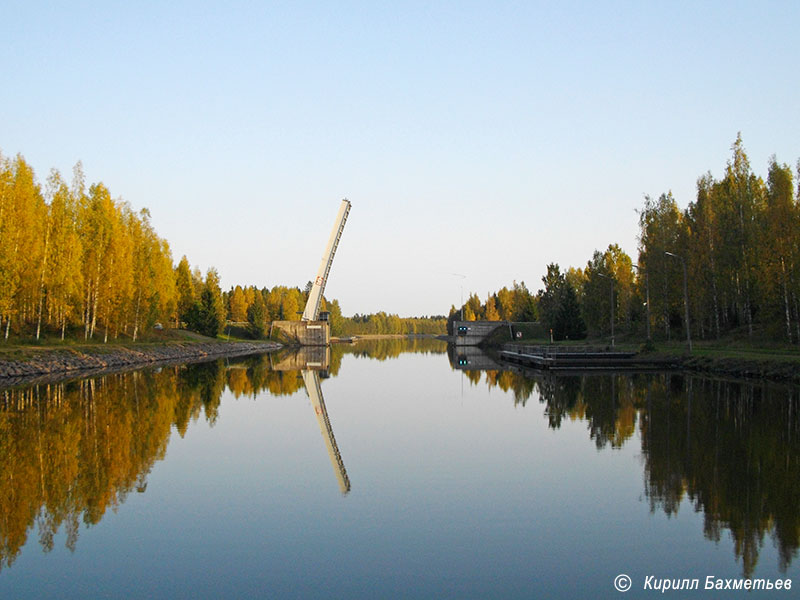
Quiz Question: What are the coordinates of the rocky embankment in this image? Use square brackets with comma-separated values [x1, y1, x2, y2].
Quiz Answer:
[0, 341, 281, 388]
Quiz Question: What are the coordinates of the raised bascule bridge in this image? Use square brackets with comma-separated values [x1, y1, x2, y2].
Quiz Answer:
[269, 199, 353, 494]
[271, 199, 351, 346]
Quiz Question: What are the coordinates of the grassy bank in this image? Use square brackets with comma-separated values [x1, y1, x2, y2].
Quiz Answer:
[641, 339, 800, 383]
[0, 328, 216, 359]
[0, 327, 281, 376]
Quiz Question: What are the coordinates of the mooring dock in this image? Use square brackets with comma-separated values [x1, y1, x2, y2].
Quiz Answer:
[499, 345, 679, 371]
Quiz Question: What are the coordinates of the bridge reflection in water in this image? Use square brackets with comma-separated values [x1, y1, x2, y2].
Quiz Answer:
[271, 347, 351, 495]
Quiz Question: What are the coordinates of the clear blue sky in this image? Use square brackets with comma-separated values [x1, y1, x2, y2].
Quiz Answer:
[3, 1, 798, 317]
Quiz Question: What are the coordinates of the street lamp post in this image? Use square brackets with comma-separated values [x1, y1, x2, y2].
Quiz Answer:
[665, 251, 692, 353]
[452, 273, 466, 321]
[632, 264, 650, 341]
[596, 273, 614, 347]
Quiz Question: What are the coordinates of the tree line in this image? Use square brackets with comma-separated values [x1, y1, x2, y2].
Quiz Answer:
[338, 312, 447, 336]
[220, 283, 446, 337]
[0, 154, 177, 342]
[446, 281, 537, 333]
[0, 150, 446, 342]
[0, 150, 315, 341]
[453, 135, 800, 344]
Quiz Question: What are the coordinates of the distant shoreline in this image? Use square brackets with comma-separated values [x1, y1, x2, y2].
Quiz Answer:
[3, 334, 796, 388]
[342, 333, 443, 340]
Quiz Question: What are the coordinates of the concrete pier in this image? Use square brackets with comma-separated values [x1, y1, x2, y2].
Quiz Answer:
[499, 344, 678, 371]
[453, 320, 508, 346]
[271, 320, 330, 346]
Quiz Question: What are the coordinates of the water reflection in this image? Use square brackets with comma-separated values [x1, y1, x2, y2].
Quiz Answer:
[1, 366, 220, 572]
[273, 347, 351, 495]
[0, 338, 446, 572]
[340, 336, 447, 362]
[5, 337, 796, 584]
[448, 345, 800, 576]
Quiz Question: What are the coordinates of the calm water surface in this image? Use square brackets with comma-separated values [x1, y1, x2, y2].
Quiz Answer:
[1, 339, 798, 598]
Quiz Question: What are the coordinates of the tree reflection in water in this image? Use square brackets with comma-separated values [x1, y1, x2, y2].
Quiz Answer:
[0, 338, 447, 572]
[6, 338, 794, 579]
[448, 348, 800, 577]
[1, 365, 225, 572]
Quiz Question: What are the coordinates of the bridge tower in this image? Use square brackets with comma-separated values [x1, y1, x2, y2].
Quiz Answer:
[302, 199, 351, 322]
[272, 199, 351, 346]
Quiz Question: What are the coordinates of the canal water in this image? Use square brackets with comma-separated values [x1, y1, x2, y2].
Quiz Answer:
[1, 339, 798, 598]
